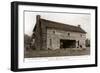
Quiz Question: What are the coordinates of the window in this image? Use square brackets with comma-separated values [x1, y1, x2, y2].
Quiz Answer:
[53, 30, 55, 34]
[50, 39, 52, 46]
[80, 34, 82, 37]
[68, 33, 70, 36]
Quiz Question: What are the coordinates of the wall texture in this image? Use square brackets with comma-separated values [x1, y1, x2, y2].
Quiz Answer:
[47, 28, 86, 50]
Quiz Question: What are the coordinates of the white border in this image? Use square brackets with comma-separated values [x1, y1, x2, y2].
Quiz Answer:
[18, 5, 96, 68]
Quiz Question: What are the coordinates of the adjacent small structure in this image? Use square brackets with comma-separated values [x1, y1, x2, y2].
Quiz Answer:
[32, 15, 86, 50]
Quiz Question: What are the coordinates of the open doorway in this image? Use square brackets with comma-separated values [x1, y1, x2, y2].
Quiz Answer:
[60, 39, 76, 48]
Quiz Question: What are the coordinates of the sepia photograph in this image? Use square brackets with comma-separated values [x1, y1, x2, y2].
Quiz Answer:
[24, 11, 91, 58]
[11, 2, 97, 71]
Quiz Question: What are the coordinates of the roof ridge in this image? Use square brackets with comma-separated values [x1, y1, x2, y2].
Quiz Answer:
[33, 18, 86, 33]
[40, 18, 79, 28]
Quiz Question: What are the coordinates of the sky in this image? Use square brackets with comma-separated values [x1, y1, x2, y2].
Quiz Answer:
[24, 11, 91, 39]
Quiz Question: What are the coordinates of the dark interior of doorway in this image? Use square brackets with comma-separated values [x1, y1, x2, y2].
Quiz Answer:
[60, 39, 76, 48]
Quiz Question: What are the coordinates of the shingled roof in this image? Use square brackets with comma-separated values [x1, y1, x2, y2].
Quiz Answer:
[40, 18, 86, 33]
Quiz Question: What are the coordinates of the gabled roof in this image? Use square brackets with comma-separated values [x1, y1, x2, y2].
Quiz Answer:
[40, 19, 86, 33]
[33, 18, 86, 33]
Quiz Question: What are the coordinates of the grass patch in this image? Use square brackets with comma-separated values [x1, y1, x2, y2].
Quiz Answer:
[24, 47, 90, 58]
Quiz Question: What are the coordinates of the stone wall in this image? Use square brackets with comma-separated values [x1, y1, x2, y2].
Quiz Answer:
[34, 16, 47, 50]
[47, 28, 86, 50]
[34, 15, 42, 50]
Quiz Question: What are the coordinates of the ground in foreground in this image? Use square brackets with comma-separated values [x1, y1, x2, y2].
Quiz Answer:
[24, 47, 90, 58]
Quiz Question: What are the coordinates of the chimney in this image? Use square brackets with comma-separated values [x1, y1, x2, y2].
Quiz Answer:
[78, 25, 81, 28]
[36, 15, 40, 21]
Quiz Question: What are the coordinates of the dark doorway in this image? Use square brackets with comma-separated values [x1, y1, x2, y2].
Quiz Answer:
[60, 39, 76, 48]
